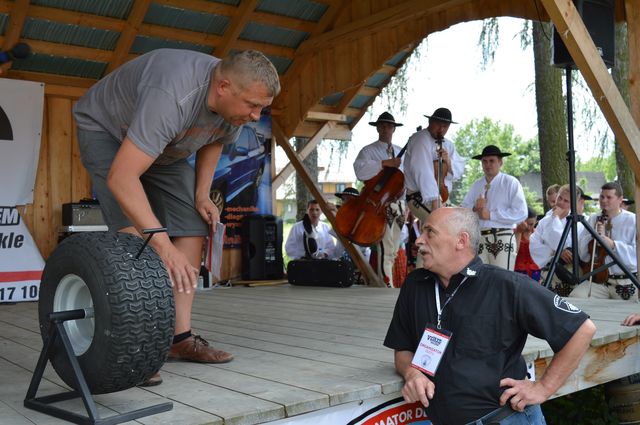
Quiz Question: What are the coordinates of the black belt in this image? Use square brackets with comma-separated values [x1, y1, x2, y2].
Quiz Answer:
[609, 274, 630, 280]
[406, 192, 431, 214]
[466, 404, 516, 425]
[480, 228, 511, 236]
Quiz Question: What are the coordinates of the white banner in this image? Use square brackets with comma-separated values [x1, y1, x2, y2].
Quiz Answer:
[0, 206, 43, 302]
[0, 78, 44, 205]
[266, 394, 432, 425]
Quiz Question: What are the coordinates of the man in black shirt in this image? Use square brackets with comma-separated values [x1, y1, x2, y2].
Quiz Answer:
[384, 207, 596, 425]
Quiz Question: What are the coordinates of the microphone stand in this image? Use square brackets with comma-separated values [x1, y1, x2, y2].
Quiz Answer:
[543, 67, 640, 291]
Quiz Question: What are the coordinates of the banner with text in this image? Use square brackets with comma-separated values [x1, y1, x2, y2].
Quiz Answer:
[0, 207, 44, 303]
[0, 78, 44, 205]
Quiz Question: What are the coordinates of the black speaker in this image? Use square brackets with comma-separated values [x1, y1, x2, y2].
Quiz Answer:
[241, 214, 284, 280]
[552, 0, 615, 69]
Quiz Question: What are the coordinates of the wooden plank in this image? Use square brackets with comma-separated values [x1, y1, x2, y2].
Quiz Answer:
[70, 118, 91, 202]
[1, 0, 29, 51]
[215, 0, 258, 58]
[305, 111, 347, 122]
[26, 39, 113, 62]
[31, 100, 52, 258]
[106, 0, 152, 74]
[542, 0, 640, 177]
[46, 97, 73, 247]
[44, 84, 87, 98]
[5, 69, 96, 89]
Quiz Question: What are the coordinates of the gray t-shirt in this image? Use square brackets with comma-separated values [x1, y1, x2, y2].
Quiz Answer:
[73, 48, 241, 165]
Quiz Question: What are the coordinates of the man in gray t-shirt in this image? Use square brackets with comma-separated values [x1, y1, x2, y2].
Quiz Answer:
[73, 49, 280, 385]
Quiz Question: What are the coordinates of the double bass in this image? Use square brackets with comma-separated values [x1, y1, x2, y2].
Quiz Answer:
[335, 144, 408, 246]
[581, 211, 610, 283]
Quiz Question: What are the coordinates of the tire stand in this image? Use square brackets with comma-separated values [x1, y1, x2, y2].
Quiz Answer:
[24, 308, 173, 425]
[24, 229, 173, 424]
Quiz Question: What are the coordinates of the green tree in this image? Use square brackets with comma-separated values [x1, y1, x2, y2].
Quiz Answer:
[451, 118, 540, 208]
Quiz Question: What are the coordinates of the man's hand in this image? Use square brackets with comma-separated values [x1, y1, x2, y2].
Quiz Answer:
[475, 197, 487, 210]
[622, 313, 640, 326]
[499, 378, 552, 412]
[552, 205, 570, 220]
[560, 249, 573, 263]
[382, 158, 401, 168]
[401, 367, 435, 408]
[156, 242, 199, 294]
[196, 195, 220, 227]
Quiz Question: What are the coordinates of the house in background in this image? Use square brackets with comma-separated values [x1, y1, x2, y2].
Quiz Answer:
[519, 171, 606, 202]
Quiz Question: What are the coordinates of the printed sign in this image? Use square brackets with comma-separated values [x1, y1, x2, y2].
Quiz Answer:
[0, 78, 44, 205]
[0, 206, 43, 302]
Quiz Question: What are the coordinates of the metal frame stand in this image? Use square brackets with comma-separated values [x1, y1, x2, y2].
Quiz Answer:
[24, 308, 172, 425]
[543, 67, 640, 291]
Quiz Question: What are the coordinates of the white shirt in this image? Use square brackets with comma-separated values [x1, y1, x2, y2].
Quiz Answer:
[353, 140, 403, 181]
[577, 209, 637, 274]
[403, 130, 464, 202]
[285, 220, 341, 260]
[461, 172, 528, 229]
[530, 213, 586, 268]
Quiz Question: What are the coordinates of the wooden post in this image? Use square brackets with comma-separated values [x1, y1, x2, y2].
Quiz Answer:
[272, 121, 384, 287]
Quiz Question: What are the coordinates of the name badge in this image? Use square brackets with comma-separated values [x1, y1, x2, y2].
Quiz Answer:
[411, 326, 452, 376]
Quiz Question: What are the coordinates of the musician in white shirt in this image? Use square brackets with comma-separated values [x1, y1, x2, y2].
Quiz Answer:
[571, 182, 638, 301]
[353, 112, 405, 287]
[461, 145, 527, 270]
[403, 107, 465, 223]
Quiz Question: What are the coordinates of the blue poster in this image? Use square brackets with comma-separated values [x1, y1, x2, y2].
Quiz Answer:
[189, 112, 272, 248]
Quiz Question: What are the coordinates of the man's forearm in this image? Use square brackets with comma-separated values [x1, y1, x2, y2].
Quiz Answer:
[195, 143, 223, 199]
[539, 319, 596, 397]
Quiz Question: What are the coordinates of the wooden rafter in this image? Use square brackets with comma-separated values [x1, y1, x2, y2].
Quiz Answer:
[216, 0, 258, 58]
[294, 0, 460, 57]
[1, 0, 29, 76]
[106, 0, 152, 74]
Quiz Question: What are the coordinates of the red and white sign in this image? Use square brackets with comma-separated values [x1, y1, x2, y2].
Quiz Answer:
[266, 394, 431, 425]
[0, 207, 43, 302]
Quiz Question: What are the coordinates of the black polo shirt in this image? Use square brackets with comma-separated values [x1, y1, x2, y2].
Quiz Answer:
[384, 257, 589, 425]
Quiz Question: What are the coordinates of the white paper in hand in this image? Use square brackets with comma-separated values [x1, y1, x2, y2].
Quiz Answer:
[205, 222, 225, 281]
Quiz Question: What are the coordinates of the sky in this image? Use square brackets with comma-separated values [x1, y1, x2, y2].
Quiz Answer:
[276, 17, 613, 186]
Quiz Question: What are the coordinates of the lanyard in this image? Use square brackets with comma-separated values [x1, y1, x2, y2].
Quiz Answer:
[434, 277, 468, 329]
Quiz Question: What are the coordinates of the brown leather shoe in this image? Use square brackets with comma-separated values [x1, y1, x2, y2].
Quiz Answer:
[168, 335, 234, 363]
[138, 372, 162, 387]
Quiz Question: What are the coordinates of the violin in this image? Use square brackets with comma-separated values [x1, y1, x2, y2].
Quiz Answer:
[433, 138, 450, 205]
[581, 211, 610, 283]
[335, 143, 408, 246]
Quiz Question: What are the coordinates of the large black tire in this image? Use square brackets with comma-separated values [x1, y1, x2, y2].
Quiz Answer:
[38, 232, 174, 394]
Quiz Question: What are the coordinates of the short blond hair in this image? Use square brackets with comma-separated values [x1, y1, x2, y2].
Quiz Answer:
[215, 50, 280, 97]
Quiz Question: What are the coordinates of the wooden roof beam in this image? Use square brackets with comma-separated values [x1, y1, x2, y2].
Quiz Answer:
[295, 0, 461, 56]
[215, 0, 259, 58]
[106, 0, 152, 74]
[1, 0, 29, 76]
[541, 0, 640, 175]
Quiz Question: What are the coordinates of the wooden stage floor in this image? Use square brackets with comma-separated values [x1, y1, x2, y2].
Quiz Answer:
[1, 284, 639, 424]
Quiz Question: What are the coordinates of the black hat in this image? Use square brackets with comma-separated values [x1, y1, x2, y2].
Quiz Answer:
[369, 112, 403, 127]
[424, 107, 457, 124]
[335, 187, 359, 199]
[472, 145, 512, 160]
[623, 198, 635, 206]
[577, 186, 593, 201]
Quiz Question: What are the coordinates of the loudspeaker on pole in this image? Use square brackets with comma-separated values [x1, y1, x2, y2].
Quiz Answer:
[552, 0, 615, 69]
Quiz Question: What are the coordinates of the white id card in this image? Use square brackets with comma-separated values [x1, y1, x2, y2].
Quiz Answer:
[411, 326, 452, 376]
